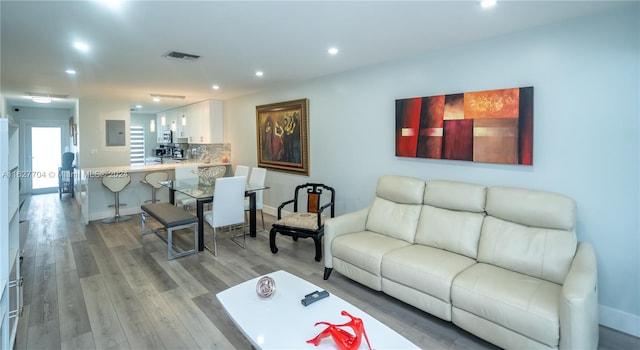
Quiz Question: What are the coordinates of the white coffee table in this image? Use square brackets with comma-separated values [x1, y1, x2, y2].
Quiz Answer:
[216, 270, 419, 349]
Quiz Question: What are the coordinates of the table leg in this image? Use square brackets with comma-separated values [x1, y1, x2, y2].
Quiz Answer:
[196, 200, 205, 251]
[169, 188, 175, 205]
[248, 192, 257, 237]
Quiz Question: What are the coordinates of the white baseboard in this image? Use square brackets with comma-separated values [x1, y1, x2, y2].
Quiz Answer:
[600, 305, 640, 337]
[262, 205, 640, 338]
[264, 205, 288, 218]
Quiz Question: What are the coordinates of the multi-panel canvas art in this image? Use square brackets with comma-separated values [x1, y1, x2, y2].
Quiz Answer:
[396, 87, 533, 165]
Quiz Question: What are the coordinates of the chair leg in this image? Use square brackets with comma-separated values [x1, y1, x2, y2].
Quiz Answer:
[168, 227, 173, 259]
[140, 212, 146, 234]
[151, 187, 157, 203]
[323, 268, 333, 280]
[260, 209, 265, 230]
[212, 227, 218, 256]
[312, 236, 322, 262]
[230, 222, 246, 249]
[193, 222, 199, 254]
[269, 228, 278, 254]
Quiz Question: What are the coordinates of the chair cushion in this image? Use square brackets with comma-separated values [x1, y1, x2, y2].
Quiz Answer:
[451, 263, 561, 348]
[275, 212, 326, 230]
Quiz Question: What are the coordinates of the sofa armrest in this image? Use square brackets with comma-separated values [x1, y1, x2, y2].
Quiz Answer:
[323, 207, 369, 269]
[560, 242, 599, 350]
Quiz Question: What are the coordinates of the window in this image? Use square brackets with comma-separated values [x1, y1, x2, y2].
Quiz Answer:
[130, 125, 145, 165]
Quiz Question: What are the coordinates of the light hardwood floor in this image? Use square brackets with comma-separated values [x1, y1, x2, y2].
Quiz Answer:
[15, 193, 639, 349]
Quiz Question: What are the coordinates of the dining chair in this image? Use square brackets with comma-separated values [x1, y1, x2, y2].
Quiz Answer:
[174, 165, 198, 210]
[244, 167, 267, 230]
[203, 176, 247, 256]
[234, 165, 250, 179]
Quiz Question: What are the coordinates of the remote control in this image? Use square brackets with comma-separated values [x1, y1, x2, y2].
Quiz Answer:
[301, 290, 330, 306]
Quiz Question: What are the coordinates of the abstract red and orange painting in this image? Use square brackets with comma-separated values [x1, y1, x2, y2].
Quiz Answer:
[395, 87, 533, 165]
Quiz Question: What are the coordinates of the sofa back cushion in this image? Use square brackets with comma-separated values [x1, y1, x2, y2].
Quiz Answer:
[478, 187, 578, 284]
[365, 175, 425, 243]
[415, 205, 485, 259]
[415, 180, 487, 258]
[424, 180, 487, 213]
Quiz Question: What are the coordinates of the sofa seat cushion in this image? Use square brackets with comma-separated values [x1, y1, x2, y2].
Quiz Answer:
[451, 263, 561, 348]
[382, 245, 476, 303]
[332, 231, 410, 276]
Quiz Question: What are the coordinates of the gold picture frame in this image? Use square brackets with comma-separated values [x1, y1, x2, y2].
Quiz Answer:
[256, 98, 309, 175]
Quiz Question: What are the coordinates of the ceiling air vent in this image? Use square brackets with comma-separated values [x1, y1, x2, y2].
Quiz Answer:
[162, 50, 201, 61]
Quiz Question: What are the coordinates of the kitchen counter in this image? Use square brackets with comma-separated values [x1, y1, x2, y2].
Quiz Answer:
[82, 161, 228, 175]
[79, 162, 231, 224]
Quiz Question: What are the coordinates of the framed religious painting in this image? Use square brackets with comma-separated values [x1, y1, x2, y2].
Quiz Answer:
[256, 98, 309, 175]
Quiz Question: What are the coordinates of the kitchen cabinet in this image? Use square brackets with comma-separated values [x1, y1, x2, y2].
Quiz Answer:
[1, 117, 22, 350]
[188, 100, 223, 144]
[157, 100, 223, 144]
[156, 110, 179, 141]
[156, 112, 167, 143]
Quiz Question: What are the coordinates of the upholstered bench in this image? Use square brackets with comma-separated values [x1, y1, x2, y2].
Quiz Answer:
[141, 202, 199, 260]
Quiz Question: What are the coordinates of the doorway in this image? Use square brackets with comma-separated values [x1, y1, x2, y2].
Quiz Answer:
[23, 121, 68, 195]
[31, 127, 62, 192]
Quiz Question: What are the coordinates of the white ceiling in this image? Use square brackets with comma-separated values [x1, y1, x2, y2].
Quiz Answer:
[0, 0, 627, 114]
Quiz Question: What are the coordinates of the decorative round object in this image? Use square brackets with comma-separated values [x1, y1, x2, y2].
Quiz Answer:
[256, 276, 276, 299]
[221, 155, 229, 163]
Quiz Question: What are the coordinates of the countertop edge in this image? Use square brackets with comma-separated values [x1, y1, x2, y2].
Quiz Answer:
[82, 162, 231, 174]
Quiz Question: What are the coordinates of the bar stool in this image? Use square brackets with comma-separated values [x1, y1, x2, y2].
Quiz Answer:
[102, 174, 132, 223]
[140, 171, 169, 203]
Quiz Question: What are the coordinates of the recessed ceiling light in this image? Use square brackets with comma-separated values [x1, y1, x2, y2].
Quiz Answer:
[212, 85, 220, 90]
[65, 69, 76, 75]
[255, 71, 264, 77]
[97, 0, 123, 11]
[136, 105, 142, 109]
[152, 97, 160, 102]
[480, 0, 497, 8]
[328, 47, 339, 55]
[32, 96, 52, 104]
[73, 41, 90, 52]
[150, 93, 185, 99]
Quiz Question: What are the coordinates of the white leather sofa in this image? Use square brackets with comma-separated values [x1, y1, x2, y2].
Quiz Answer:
[323, 175, 598, 349]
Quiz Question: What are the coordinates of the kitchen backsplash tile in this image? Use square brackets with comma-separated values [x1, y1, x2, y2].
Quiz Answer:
[188, 143, 231, 163]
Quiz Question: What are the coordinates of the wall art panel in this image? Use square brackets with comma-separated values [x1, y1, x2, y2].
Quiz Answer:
[395, 87, 533, 165]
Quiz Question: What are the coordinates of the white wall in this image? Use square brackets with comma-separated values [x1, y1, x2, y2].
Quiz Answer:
[78, 98, 131, 168]
[225, 5, 639, 335]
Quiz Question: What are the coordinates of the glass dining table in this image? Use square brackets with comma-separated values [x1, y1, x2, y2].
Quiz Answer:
[160, 178, 269, 251]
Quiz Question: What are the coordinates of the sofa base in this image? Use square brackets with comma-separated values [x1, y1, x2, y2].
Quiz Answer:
[382, 278, 452, 321]
[333, 258, 382, 291]
[452, 307, 555, 350]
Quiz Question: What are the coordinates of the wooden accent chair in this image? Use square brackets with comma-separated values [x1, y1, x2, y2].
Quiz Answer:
[269, 183, 335, 262]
